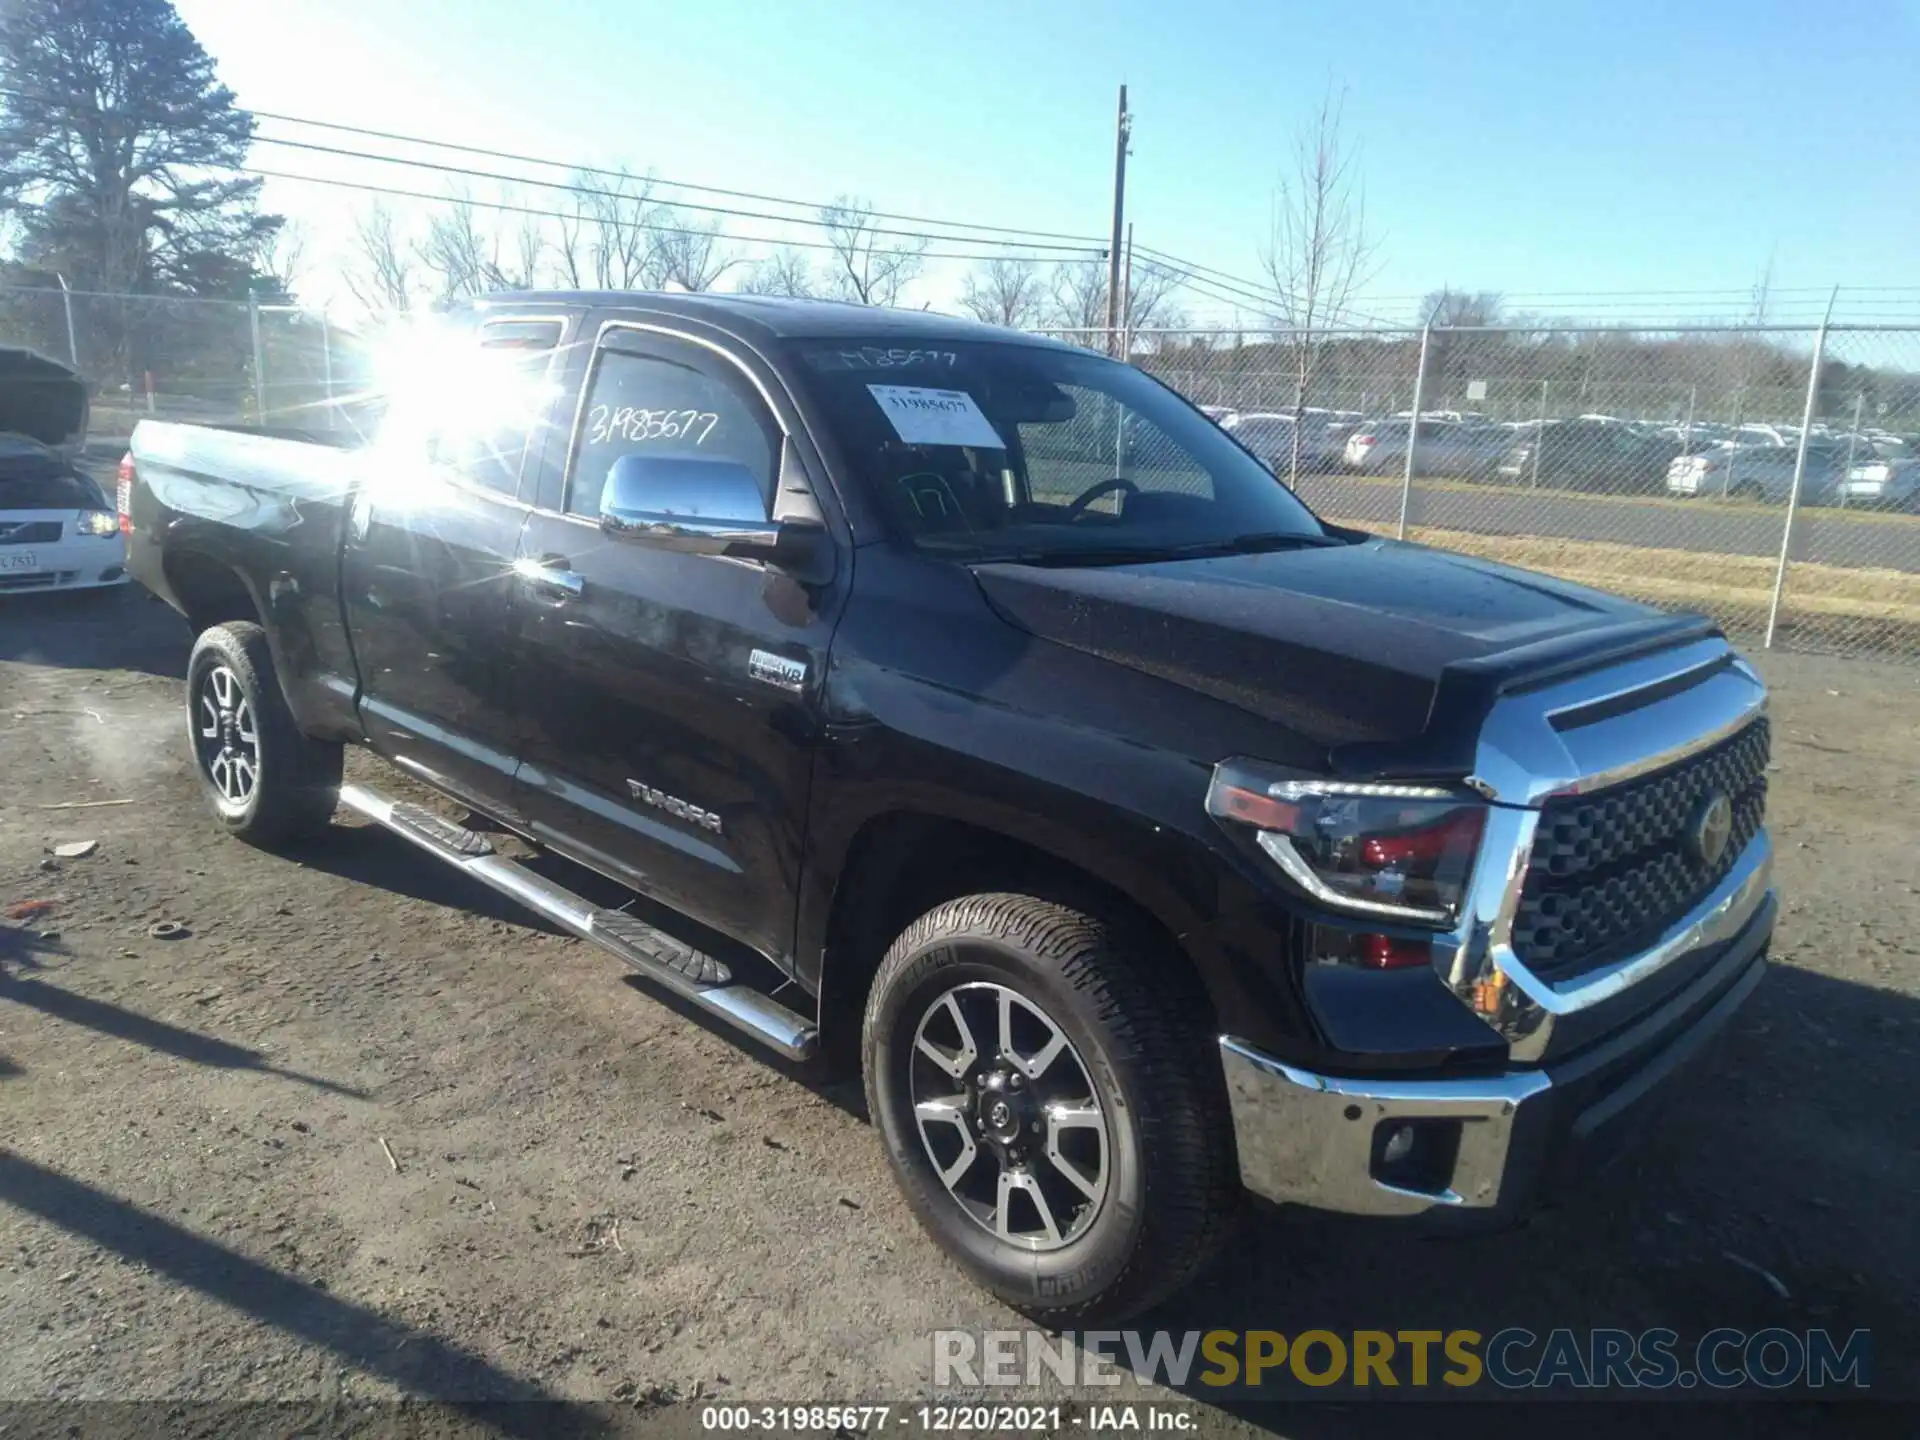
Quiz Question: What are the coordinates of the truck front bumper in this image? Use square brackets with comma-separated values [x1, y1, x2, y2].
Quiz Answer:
[1220, 887, 1774, 1223]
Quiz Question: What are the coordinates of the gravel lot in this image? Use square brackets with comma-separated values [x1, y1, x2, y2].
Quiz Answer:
[1, 587, 1914, 1428]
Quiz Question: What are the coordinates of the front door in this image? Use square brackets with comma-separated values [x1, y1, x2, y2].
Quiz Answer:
[341, 312, 571, 815]
[512, 325, 845, 969]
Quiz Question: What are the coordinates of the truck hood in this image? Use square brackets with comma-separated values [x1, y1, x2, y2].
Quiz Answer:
[971, 537, 1659, 750]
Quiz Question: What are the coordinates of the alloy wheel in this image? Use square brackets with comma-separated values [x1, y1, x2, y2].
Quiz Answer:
[194, 664, 259, 806]
[908, 981, 1110, 1252]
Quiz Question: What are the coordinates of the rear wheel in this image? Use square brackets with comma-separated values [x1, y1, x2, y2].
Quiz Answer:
[862, 893, 1240, 1323]
[186, 621, 342, 847]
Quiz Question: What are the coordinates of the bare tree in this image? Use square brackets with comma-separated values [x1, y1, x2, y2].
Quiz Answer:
[1048, 262, 1108, 332]
[578, 169, 654, 290]
[649, 208, 736, 292]
[1419, 288, 1504, 327]
[498, 197, 546, 290]
[414, 187, 548, 300]
[736, 247, 816, 298]
[1045, 259, 1185, 339]
[821, 195, 924, 306]
[959, 257, 1043, 328]
[341, 200, 415, 314]
[1259, 84, 1380, 482]
[254, 218, 308, 301]
[416, 190, 497, 301]
[552, 191, 589, 289]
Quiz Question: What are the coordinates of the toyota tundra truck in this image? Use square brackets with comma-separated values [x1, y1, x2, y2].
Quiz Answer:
[121, 293, 1774, 1322]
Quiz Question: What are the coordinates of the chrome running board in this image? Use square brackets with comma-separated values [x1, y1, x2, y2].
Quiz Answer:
[337, 783, 817, 1061]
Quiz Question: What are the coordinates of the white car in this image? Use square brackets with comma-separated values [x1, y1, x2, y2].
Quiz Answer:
[0, 435, 128, 596]
[1837, 457, 1920, 510]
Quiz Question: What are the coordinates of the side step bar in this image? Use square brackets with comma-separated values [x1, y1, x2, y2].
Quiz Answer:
[338, 784, 818, 1061]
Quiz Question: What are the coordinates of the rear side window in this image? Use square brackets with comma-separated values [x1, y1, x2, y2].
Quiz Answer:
[565, 341, 777, 517]
[428, 319, 565, 494]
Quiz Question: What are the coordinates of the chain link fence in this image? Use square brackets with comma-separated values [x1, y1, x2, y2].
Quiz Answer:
[5, 286, 1918, 664]
[0, 284, 364, 441]
[1049, 322, 1920, 665]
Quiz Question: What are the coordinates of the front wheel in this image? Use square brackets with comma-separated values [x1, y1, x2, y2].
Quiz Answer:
[186, 621, 342, 847]
[862, 894, 1240, 1324]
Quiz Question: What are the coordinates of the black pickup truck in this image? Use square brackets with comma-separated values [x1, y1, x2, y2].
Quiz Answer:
[122, 293, 1775, 1321]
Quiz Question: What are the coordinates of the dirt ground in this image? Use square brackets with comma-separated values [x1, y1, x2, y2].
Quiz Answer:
[1, 587, 1915, 1430]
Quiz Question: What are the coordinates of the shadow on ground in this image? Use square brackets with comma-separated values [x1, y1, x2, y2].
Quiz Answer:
[0, 587, 189, 678]
[0, 1149, 611, 1433]
[0, 958, 369, 1100]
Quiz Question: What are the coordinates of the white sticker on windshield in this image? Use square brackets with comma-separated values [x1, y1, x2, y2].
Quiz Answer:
[866, 384, 1004, 448]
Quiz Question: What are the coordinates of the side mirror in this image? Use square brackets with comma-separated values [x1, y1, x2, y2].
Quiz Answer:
[598, 453, 830, 580]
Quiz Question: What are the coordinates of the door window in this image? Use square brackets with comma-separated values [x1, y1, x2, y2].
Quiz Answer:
[437, 320, 564, 494]
[376, 316, 564, 496]
[566, 341, 778, 517]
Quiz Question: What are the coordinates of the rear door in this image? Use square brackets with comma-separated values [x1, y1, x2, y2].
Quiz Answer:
[511, 320, 845, 968]
[341, 310, 574, 817]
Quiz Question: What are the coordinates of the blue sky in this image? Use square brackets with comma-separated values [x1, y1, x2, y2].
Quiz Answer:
[177, 0, 1920, 323]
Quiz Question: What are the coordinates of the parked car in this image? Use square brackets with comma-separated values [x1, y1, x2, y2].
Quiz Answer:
[1665, 440, 1853, 503]
[1227, 411, 1355, 479]
[0, 437, 127, 597]
[1343, 417, 1510, 478]
[1837, 456, 1920, 511]
[123, 292, 1775, 1323]
[0, 350, 124, 598]
[1495, 418, 1685, 494]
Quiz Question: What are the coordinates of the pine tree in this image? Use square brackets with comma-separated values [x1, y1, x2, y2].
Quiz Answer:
[0, 0, 279, 297]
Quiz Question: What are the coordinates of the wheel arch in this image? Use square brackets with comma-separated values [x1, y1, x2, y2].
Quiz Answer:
[812, 805, 1225, 1075]
[165, 548, 267, 635]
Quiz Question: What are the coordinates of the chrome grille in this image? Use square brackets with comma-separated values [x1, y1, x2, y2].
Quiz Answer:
[1512, 719, 1769, 982]
[0, 570, 76, 591]
[0, 521, 61, 545]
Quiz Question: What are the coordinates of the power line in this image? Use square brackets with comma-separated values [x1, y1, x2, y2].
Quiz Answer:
[242, 166, 1103, 265]
[247, 132, 1104, 255]
[247, 107, 1110, 245]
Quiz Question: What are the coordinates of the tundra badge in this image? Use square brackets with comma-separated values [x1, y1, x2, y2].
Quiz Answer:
[748, 649, 807, 693]
[626, 780, 723, 834]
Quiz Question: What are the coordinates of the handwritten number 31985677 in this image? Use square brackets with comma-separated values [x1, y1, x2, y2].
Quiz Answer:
[587, 405, 721, 446]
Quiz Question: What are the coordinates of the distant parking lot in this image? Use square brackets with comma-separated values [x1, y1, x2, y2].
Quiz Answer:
[1300, 472, 1920, 573]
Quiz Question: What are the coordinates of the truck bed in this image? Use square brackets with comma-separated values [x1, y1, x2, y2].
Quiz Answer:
[123, 419, 367, 740]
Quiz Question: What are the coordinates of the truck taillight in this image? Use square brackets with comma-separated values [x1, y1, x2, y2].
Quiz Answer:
[116, 452, 135, 535]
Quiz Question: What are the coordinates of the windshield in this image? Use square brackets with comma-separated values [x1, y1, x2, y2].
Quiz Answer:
[791, 339, 1327, 561]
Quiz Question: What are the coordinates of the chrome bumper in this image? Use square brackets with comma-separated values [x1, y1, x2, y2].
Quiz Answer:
[1222, 873, 1776, 1219]
[1220, 1044, 1548, 1215]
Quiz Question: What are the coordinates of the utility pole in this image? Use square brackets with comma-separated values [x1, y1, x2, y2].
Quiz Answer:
[1120, 222, 1135, 359]
[1104, 85, 1131, 356]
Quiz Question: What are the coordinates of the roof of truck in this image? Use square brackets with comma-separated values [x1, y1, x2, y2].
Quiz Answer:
[481, 290, 1073, 348]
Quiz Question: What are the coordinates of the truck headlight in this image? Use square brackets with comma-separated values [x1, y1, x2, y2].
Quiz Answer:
[75, 510, 120, 537]
[1206, 763, 1485, 925]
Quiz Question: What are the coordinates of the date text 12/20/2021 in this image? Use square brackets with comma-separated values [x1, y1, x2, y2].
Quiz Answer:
[698, 1405, 1197, 1433]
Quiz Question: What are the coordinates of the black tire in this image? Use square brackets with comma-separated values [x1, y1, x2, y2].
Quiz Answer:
[862, 893, 1240, 1324]
[185, 621, 342, 847]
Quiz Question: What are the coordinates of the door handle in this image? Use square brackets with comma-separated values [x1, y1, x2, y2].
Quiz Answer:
[515, 556, 584, 599]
